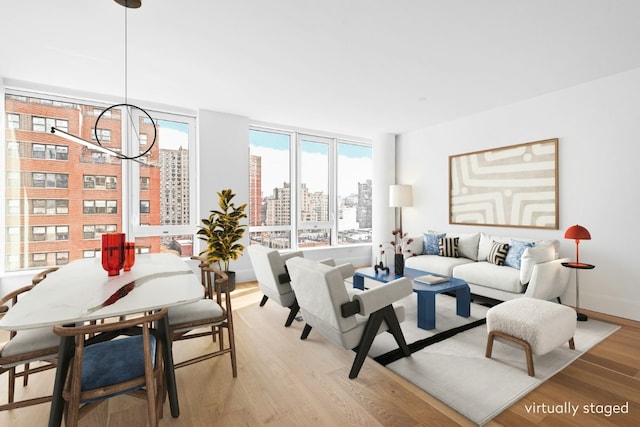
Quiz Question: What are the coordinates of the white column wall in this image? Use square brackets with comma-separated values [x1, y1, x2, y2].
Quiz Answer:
[197, 109, 252, 281]
[372, 133, 396, 267]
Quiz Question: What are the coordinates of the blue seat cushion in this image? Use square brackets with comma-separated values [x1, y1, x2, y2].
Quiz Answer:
[80, 334, 156, 403]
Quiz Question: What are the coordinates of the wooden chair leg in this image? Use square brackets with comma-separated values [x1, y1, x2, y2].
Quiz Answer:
[8, 367, 16, 404]
[569, 337, 575, 349]
[349, 308, 388, 379]
[23, 363, 30, 386]
[284, 301, 299, 327]
[301, 324, 312, 340]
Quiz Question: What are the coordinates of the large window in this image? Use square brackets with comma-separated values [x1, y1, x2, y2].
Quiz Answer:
[249, 127, 372, 250]
[3, 90, 197, 272]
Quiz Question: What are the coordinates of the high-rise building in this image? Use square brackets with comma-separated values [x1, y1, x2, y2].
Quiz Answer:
[160, 147, 189, 225]
[357, 179, 372, 228]
[249, 155, 262, 226]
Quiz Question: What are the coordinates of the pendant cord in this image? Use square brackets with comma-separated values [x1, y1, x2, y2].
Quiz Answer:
[124, 5, 128, 106]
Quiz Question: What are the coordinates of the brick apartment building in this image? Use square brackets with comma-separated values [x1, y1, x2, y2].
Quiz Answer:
[4, 94, 161, 272]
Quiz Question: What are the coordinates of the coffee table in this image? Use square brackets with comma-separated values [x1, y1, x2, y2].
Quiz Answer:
[353, 267, 470, 330]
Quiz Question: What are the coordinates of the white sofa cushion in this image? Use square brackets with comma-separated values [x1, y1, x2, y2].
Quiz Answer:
[453, 261, 524, 293]
[405, 254, 474, 276]
[404, 235, 424, 258]
[520, 244, 556, 284]
[447, 232, 480, 260]
[477, 233, 510, 261]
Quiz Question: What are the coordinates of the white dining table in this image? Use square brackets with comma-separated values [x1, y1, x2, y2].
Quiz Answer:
[0, 253, 204, 426]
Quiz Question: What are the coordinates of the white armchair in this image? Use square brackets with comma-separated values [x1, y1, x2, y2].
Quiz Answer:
[285, 257, 412, 379]
[247, 245, 304, 327]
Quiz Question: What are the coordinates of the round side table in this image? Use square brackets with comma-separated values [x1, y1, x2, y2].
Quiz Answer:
[561, 262, 595, 321]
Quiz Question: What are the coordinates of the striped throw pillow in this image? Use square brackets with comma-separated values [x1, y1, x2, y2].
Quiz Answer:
[439, 237, 459, 258]
[487, 241, 510, 266]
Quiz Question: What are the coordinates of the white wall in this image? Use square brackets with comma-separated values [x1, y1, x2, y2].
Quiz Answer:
[397, 67, 640, 321]
[196, 109, 252, 281]
[372, 133, 397, 266]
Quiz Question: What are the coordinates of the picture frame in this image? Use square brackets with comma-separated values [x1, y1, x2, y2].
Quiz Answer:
[449, 138, 558, 229]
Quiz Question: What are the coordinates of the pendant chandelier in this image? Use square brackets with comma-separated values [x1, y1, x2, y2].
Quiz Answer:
[51, 0, 156, 164]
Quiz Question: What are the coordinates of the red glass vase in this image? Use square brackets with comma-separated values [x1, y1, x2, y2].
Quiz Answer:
[102, 233, 126, 276]
[123, 242, 136, 272]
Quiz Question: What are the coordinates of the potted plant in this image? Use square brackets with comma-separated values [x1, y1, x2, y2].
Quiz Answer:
[197, 188, 248, 291]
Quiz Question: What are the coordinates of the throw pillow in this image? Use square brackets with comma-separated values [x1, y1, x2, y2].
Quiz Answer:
[422, 232, 446, 255]
[520, 244, 556, 284]
[487, 241, 510, 266]
[505, 239, 535, 270]
[439, 237, 459, 258]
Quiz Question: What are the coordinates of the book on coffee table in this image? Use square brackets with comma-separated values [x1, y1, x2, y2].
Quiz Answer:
[414, 274, 449, 285]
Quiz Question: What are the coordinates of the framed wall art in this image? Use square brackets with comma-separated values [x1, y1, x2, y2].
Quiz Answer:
[449, 138, 558, 229]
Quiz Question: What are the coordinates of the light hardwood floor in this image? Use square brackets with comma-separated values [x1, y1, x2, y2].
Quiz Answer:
[1, 281, 638, 426]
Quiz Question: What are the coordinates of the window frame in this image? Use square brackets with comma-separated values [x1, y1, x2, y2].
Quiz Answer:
[248, 124, 371, 250]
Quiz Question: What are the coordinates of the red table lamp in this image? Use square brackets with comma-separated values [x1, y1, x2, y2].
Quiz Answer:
[564, 224, 591, 266]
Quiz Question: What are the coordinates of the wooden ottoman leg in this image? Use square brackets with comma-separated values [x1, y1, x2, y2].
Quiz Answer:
[485, 331, 496, 358]
[569, 337, 575, 350]
[487, 330, 536, 377]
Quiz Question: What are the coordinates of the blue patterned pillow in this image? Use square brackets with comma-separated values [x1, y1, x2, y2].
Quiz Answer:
[423, 232, 446, 255]
[505, 240, 534, 269]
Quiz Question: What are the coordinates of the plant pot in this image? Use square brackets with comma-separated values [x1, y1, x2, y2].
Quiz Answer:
[224, 271, 236, 292]
[394, 254, 405, 276]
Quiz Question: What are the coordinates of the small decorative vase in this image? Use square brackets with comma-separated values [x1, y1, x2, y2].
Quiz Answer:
[102, 233, 126, 276]
[394, 253, 405, 276]
[123, 242, 136, 272]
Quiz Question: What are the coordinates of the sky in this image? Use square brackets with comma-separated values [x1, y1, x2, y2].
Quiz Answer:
[157, 119, 189, 150]
[249, 129, 372, 197]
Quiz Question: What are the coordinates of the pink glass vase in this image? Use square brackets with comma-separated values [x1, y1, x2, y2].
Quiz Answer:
[123, 242, 136, 272]
[102, 233, 126, 276]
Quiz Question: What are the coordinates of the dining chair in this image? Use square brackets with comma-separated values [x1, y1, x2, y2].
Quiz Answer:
[31, 266, 60, 286]
[168, 260, 237, 375]
[0, 272, 61, 411]
[285, 257, 412, 379]
[52, 308, 168, 427]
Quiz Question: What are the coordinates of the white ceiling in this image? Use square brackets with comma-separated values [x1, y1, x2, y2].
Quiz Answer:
[2, 0, 640, 139]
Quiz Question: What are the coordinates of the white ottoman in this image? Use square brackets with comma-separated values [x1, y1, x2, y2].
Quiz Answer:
[485, 297, 576, 376]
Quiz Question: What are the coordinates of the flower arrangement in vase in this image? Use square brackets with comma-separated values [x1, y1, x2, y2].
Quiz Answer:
[390, 228, 416, 275]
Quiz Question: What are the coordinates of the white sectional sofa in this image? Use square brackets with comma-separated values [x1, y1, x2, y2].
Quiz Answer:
[403, 231, 571, 302]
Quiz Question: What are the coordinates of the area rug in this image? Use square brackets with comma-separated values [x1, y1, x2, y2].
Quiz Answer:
[367, 293, 620, 426]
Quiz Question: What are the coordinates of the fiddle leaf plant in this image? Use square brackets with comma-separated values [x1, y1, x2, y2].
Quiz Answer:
[196, 189, 248, 272]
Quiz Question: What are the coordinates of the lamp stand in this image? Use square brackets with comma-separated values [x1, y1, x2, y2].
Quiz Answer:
[574, 270, 588, 321]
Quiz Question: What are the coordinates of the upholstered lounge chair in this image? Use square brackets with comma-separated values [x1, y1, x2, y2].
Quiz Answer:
[285, 257, 412, 379]
[247, 245, 304, 327]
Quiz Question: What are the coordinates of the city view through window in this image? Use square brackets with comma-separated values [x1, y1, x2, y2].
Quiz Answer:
[3, 92, 195, 272]
[249, 128, 372, 249]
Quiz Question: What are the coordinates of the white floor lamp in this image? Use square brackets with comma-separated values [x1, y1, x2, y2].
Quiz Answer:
[389, 184, 413, 234]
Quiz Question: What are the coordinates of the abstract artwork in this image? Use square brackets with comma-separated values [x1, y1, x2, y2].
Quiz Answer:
[449, 138, 558, 229]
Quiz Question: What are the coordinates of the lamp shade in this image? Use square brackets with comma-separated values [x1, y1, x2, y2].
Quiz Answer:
[564, 224, 591, 240]
[389, 185, 413, 207]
